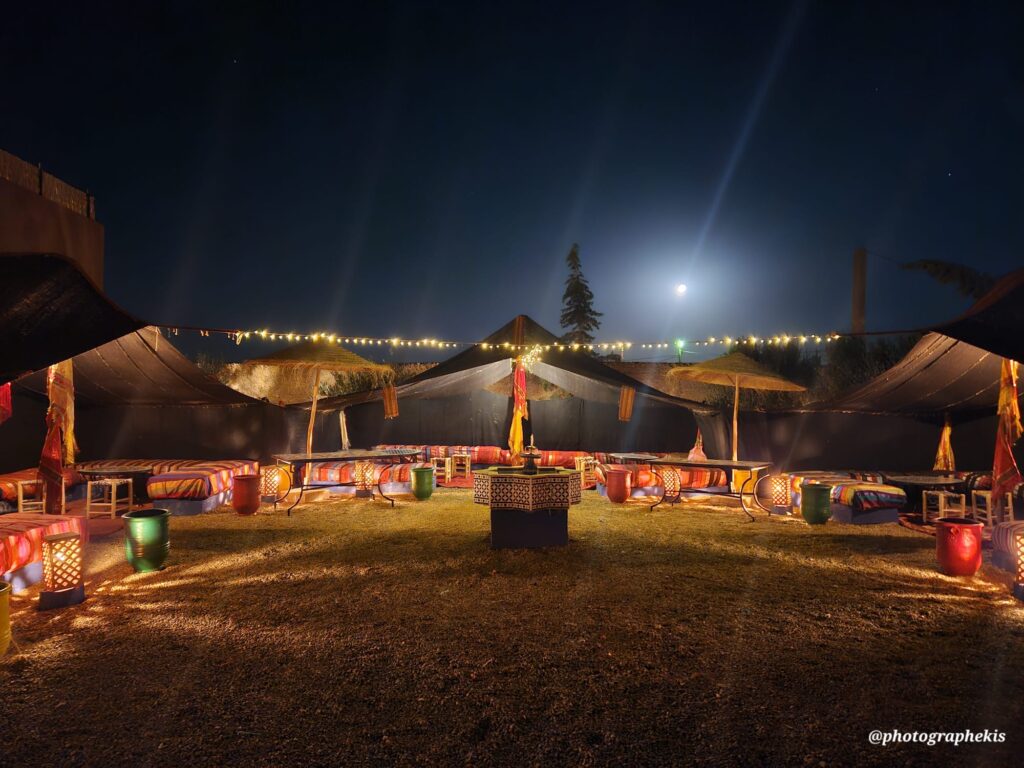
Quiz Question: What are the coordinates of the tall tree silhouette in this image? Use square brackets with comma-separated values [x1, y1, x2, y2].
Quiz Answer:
[560, 243, 602, 344]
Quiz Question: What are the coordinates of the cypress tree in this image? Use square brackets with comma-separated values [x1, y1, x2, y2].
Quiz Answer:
[559, 243, 602, 344]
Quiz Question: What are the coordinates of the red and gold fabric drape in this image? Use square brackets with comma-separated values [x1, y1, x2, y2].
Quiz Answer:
[992, 359, 1022, 504]
[39, 360, 76, 514]
[618, 386, 635, 422]
[688, 429, 707, 461]
[933, 414, 955, 472]
[0, 382, 11, 425]
[46, 360, 78, 463]
[508, 358, 529, 459]
[382, 384, 399, 420]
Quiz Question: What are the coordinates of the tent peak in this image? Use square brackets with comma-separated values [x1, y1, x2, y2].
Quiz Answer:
[482, 315, 561, 347]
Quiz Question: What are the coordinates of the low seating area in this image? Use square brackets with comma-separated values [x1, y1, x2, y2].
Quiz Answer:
[593, 462, 729, 498]
[787, 471, 908, 524]
[368, 445, 730, 495]
[76, 459, 260, 515]
[303, 459, 436, 495]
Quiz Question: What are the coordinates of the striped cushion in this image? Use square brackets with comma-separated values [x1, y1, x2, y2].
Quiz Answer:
[147, 468, 235, 500]
[594, 463, 726, 490]
[790, 472, 906, 512]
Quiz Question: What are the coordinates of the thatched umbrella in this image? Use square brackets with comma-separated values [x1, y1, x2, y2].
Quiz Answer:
[669, 352, 805, 460]
[246, 342, 390, 454]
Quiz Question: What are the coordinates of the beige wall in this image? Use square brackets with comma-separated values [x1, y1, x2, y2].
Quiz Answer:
[0, 177, 104, 286]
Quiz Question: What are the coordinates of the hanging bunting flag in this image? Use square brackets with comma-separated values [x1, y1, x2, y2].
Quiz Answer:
[0, 382, 12, 425]
[688, 428, 707, 461]
[933, 413, 955, 472]
[46, 360, 77, 463]
[618, 385, 635, 422]
[382, 384, 399, 420]
[992, 359, 1022, 508]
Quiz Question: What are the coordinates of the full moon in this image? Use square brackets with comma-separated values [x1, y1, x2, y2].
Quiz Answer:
[675, 283, 687, 296]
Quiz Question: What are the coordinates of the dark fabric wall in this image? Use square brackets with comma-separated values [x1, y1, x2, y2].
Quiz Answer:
[344, 391, 699, 452]
[718, 410, 1021, 472]
[0, 389, 336, 471]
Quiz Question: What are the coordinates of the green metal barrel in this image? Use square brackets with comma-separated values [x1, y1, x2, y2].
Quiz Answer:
[123, 509, 171, 572]
[799, 483, 832, 525]
[411, 467, 435, 501]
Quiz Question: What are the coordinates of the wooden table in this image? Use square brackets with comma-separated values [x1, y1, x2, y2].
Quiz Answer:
[609, 453, 773, 521]
[884, 474, 965, 515]
[273, 449, 423, 514]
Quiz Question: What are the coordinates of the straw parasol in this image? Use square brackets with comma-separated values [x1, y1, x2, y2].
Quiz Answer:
[668, 352, 805, 460]
[247, 342, 390, 454]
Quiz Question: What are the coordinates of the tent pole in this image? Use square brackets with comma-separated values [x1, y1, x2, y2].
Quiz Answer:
[732, 378, 739, 461]
[306, 367, 321, 456]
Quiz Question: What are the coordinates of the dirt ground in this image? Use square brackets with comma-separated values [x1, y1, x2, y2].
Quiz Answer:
[3, 490, 1023, 767]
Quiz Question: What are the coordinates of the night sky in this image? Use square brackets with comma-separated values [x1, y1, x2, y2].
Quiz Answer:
[3, 1, 1023, 361]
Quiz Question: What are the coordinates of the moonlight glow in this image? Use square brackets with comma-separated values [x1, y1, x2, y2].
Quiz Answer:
[675, 283, 688, 296]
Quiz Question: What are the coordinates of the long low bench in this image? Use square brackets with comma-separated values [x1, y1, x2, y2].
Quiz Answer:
[369, 445, 730, 495]
[0, 468, 87, 513]
[788, 471, 907, 524]
[76, 459, 259, 515]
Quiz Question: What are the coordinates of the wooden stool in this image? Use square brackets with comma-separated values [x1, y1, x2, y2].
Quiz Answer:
[574, 456, 597, 486]
[17, 478, 65, 514]
[922, 490, 966, 523]
[86, 478, 133, 518]
[452, 453, 472, 478]
[430, 456, 452, 484]
[971, 490, 1016, 527]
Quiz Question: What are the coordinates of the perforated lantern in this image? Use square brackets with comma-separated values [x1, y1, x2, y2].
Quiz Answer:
[662, 467, 681, 498]
[1014, 530, 1024, 602]
[354, 461, 375, 498]
[770, 475, 790, 510]
[39, 532, 85, 610]
[259, 465, 292, 502]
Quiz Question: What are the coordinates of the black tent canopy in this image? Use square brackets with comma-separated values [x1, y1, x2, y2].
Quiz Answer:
[0, 253, 143, 384]
[15, 328, 259, 406]
[932, 268, 1024, 363]
[2, 328, 330, 471]
[312, 315, 710, 452]
[818, 332, 1014, 419]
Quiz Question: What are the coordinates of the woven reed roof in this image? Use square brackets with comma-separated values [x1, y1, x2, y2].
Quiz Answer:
[669, 352, 806, 392]
[245, 342, 386, 372]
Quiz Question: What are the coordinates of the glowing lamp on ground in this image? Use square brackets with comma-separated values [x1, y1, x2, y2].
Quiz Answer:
[39, 532, 85, 610]
[259, 465, 292, 502]
[1014, 530, 1024, 602]
[662, 468, 681, 498]
[770, 475, 790, 511]
[354, 461, 375, 499]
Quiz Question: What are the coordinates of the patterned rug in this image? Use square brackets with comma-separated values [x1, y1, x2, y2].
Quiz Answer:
[438, 474, 474, 489]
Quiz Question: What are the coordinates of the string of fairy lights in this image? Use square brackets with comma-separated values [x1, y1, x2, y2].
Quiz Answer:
[156, 324, 844, 352]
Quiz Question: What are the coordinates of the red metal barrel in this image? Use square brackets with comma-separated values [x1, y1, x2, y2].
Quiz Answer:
[232, 474, 261, 516]
[605, 469, 631, 504]
[935, 517, 983, 576]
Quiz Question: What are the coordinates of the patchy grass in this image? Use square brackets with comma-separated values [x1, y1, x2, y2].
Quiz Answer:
[3, 490, 1023, 767]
